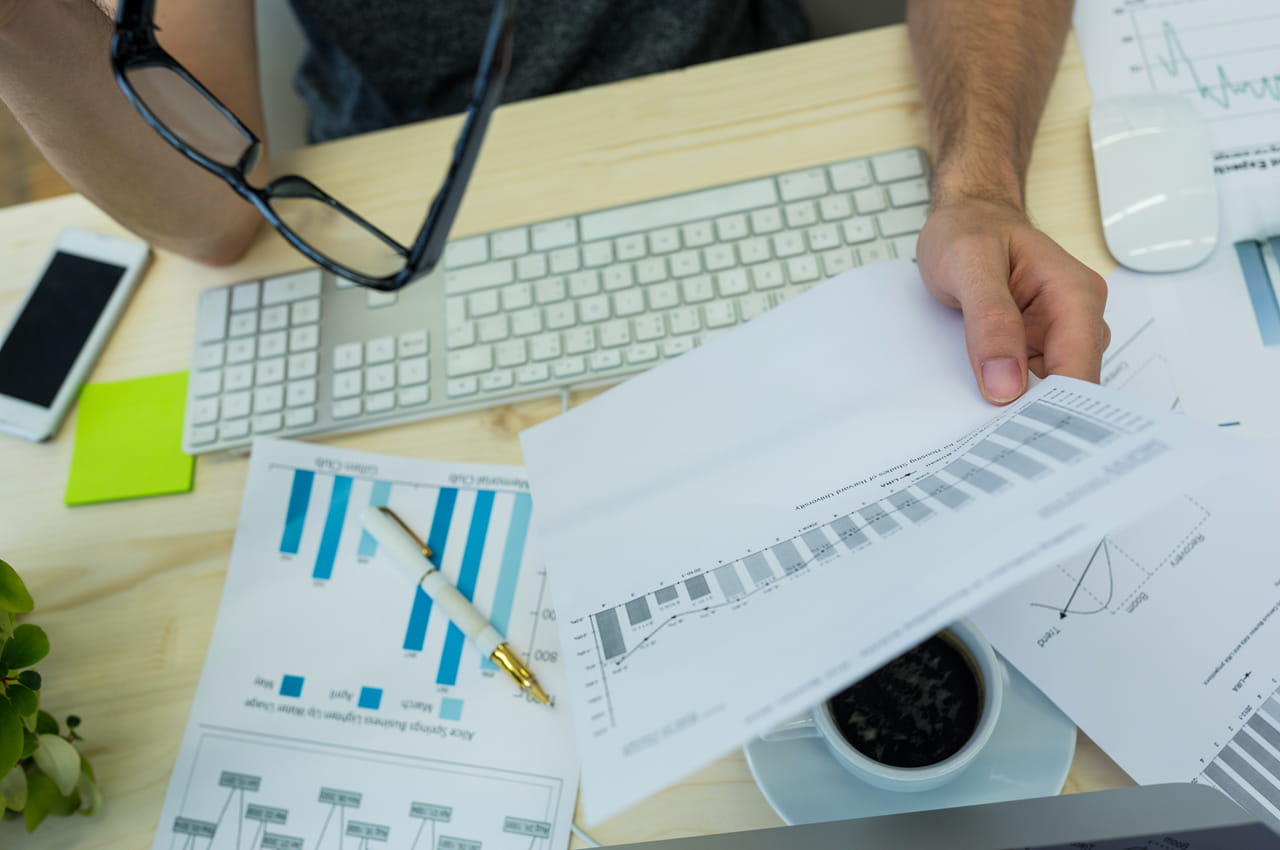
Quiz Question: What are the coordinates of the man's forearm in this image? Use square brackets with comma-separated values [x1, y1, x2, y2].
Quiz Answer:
[0, 0, 263, 264]
[906, 0, 1074, 212]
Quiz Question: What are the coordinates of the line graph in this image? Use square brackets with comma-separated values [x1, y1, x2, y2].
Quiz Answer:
[1152, 20, 1280, 111]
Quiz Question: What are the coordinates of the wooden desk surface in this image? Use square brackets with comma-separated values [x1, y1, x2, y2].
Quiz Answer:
[0, 24, 1130, 849]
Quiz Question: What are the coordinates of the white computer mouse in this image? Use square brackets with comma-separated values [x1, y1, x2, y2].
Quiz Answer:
[1089, 93, 1218, 273]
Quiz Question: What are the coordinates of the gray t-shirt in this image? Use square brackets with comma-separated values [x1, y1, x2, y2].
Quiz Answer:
[287, 0, 809, 142]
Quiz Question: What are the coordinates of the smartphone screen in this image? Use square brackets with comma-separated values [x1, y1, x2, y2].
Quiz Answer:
[0, 252, 126, 408]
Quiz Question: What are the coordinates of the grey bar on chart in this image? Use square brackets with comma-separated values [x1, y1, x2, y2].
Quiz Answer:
[995, 420, 1082, 462]
[1234, 731, 1280, 791]
[1250, 712, 1280, 753]
[713, 563, 746, 598]
[858, 503, 901, 536]
[595, 608, 626, 660]
[1265, 695, 1280, 725]
[969, 439, 1049, 479]
[685, 574, 712, 601]
[625, 597, 652, 625]
[801, 529, 836, 560]
[743, 552, 774, 584]
[1219, 746, 1280, 814]
[771, 540, 808, 573]
[654, 585, 679, 605]
[1019, 401, 1115, 444]
[944, 457, 1009, 494]
[1202, 763, 1264, 827]
[915, 474, 970, 509]
[887, 490, 933, 523]
[829, 515, 869, 549]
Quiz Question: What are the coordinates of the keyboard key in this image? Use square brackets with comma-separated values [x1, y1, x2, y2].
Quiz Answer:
[367, 290, 396, 309]
[511, 307, 543, 336]
[704, 301, 737, 328]
[752, 261, 785, 290]
[219, 418, 250, 441]
[446, 324, 477, 349]
[495, 339, 527, 368]
[333, 343, 363, 371]
[480, 370, 514, 392]
[516, 363, 550, 384]
[491, 226, 530, 259]
[842, 217, 876, 244]
[224, 364, 253, 392]
[366, 364, 395, 393]
[635, 258, 666, 285]
[828, 159, 872, 190]
[647, 281, 679, 310]
[589, 350, 622, 371]
[291, 298, 320, 326]
[750, 207, 783, 234]
[227, 338, 256, 364]
[681, 275, 714, 304]
[397, 330, 429, 358]
[501, 282, 534, 311]
[529, 334, 562, 361]
[784, 201, 817, 229]
[859, 242, 894, 265]
[254, 385, 284, 413]
[255, 357, 285, 386]
[189, 424, 217, 445]
[332, 398, 362, 419]
[531, 218, 577, 251]
[333, 371, 362, 399]
[807, 224, 840, 251]
[891, 234, 920, 261]
[195, 342, 225, 370]
[819, 194, 854, 221]
[468, 289, 500, 317]
[682, 221, 714, 247]
[568, 270, 600, 298]
[613, 289, 645, 317]
[477, 315, 509, 343]
[786, 255, 820, 283]
[889, 178, 930, 207]
[822, 248, 856, 276]
[553, 356, 587, 379]
[223, 391, 252, 419]
[288, 351, 318, 379]
[877, 204, 929, 237]
[446, 260, 514, 295]
[625, 342, 659, 364]
[739, 293, 771, 320]
[662, 337, 695, 357]
[534, 277, 568, 304]
[581, 178, 778, 242]
[398, 356, 430, 385]
[648, 227, 680, 254]
[289, 326, 318, 352]
[668, 307, 701, 335]
[229, 312, 257, 337]
[259, 304, 289, 332]
[545, 303, 576, 330]
[366, 336, 395, 364]
[872, 148, 925, 183]
[703, 244, 735, 271]
[634, 314, 666, 342]
[578, 294, 610, 323]
[285, 407, 317, 428]
[192, 370, 222, 397]
[717, 268, 750, 297]
[772, 232, 805, 258]
[564, 327, 596, 355]
[778, 168, 828, 201]
[737, 237, 770, 265]
[447, 347, 494, 376]
[258, 330, 288, 359]
[853, 186, 887, 214]
[196, 289, 230, 343]
[549, 247, 580, 274]
[445, 234, 488, 268]
[286, 379, 317, 407]
[669, 250, 701, 278]
[615, 234, 646, 261]
[602, 263, 635, 291]
[516, 252, 548, 280]
[582, 240, 614, 267]
[447, 377, 479, 398]
[230, 281, 260, 312]
[366, 390, 396, 413]
[263, 269, 323, 305]
[191, 397, 219, 425]
[599, 320, 631, 348]
[399, 385, 429, 407]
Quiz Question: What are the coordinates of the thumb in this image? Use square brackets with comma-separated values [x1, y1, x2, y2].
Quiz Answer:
[953, 271, 1028, 405]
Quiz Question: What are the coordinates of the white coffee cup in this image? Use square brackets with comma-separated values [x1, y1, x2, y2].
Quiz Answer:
[760, 619, 1004, 792]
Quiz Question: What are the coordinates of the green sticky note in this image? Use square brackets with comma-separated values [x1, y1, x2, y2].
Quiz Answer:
[65, 371, 195, 506]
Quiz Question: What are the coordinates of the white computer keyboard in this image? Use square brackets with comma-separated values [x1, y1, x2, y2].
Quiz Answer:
[183, 147, 931, 453]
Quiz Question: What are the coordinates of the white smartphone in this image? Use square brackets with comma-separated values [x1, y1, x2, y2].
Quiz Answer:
[0, 227, 150, 442]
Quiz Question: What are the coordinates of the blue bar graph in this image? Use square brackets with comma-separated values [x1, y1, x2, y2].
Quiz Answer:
[358, 687, 382, 710]
[440, 697, 464, 721]
[357, 480, 393, 558]
[313, 476, 353, 580]
[280, 675, 304, 698]
[403, 488, 458, 652]
[482, 492, 532, 671]
[280, 470, 314, 554]
[437, 491, 495, 686]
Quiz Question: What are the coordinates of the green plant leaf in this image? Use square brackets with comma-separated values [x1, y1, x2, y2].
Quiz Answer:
[33, 735, 79, 796]
[17, 671, 40, 691]
[22, 769, 56, 832]
[0, 625, 49, 670]
[79, 753, 95, 783]
[34, 711, 57, 736]
[0, 697, 21, 775]
[5, 684, 37, 718]
[19, 730, 36, 760]
[50, 786, 80, 817]
[0, 764, 27, 812]
[76, 772, 102, 816]
[0, 561, 33, 615]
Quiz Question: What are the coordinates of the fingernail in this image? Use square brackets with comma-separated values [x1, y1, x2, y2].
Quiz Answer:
[981, 358, 1024, 403]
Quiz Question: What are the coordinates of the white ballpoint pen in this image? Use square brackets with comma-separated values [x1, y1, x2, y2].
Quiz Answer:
[361, 505, 552, 706]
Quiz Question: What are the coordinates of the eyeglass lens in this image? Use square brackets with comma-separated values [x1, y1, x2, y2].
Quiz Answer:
[124, 65, 252, 167]
[268, 196, 406, 279]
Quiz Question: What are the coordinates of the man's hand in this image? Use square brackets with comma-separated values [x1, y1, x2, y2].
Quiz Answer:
[916, 195, 1109, 404]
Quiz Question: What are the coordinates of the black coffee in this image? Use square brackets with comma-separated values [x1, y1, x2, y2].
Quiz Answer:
[828, 634, 981, 768]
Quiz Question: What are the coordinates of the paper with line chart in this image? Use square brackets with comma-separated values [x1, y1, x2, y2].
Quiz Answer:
[520, 261, 1239, 820]
[154, 438, 577, 850]
[975, 442, 1280, 832]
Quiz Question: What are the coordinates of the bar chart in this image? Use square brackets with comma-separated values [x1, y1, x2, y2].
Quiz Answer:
[1198, 684, 1280, 830]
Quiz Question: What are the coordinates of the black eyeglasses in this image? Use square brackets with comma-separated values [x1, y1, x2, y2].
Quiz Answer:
[110, 0, 514, 292]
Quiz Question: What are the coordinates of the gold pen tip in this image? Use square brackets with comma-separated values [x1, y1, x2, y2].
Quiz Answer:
[529, 681, 553, 706]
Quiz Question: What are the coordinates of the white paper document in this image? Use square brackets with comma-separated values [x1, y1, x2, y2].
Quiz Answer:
[153, 439, 578, 850]
[520, 260, 1240, 821]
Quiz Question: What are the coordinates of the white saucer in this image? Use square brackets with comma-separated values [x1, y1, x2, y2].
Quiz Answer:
[743, 656, 1076, 824]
